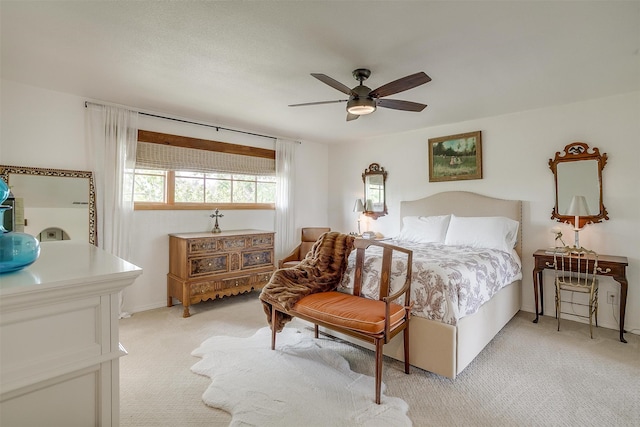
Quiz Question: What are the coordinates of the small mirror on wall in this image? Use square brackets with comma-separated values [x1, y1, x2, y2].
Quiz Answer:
[549, 142, 608, 228]
[362, 163, 387, 220]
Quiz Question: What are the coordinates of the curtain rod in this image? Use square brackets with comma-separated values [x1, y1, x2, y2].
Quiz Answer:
[84, 101, 301, 144]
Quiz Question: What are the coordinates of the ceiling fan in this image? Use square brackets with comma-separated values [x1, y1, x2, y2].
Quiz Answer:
[289, 68, 431, 121]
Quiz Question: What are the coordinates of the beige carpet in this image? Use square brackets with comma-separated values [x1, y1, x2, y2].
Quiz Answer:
[119, 292, 639, 426]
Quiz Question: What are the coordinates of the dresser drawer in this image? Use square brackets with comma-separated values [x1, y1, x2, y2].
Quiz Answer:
[188, 236, 250, 255]
[189, 254, 228, 277]
[187, 238, 219, 254]
[221, 275, 252, 289]
[222, 237, 248, 251]
[242, 250, 273, 269]
[251, 234, 274, 248]
[253, 271, 275, 285]
[189, 275, 252, 297]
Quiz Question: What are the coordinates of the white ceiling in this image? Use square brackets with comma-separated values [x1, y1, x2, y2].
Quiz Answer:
[2, 1, 639, 145]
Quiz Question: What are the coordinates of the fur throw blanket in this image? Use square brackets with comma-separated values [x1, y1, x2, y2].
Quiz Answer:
[260, 232, 355, 332]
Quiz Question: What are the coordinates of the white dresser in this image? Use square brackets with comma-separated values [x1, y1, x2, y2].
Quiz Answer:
[0, 241, 142, 427]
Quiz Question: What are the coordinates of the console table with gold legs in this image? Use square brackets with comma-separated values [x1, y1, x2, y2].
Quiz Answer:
[532, 249, 629, 343]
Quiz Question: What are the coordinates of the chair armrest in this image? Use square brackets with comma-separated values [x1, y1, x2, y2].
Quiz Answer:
[384, 273, 412, 304]
[278, 244, 302, 268]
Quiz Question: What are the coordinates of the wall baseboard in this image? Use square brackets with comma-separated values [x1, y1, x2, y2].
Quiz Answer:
[125, 301, 169, 315]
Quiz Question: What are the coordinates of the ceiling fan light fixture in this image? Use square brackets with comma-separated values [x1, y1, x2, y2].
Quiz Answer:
[292, 69, 431, 119]
[347, 98, 376, 115]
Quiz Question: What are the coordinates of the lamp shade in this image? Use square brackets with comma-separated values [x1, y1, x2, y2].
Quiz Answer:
[353, 199, 365, 213]
[566, 195, 590, 216]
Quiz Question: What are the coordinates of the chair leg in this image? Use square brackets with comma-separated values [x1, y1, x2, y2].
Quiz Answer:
[593, 289, 598, 328]
[374, 339, 383, 405]
[314, 324, 319, 339]
[590, 292, 598, 339]
[271, 308, 277, 350]
[403, 326, 410, 375]
[555, 287, 561, 332]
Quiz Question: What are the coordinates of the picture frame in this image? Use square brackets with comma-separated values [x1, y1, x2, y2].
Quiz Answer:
[428, 131, 482, 182]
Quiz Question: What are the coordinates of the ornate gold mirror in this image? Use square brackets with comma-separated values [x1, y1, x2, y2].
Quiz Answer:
[0, 165, 97, 245]
[549, 142, 608, 228]
[362, 163, 387, 220]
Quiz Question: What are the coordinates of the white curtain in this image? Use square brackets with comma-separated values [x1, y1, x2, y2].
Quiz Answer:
[86, 104, 138, 318]
[275, 139, 297, 261]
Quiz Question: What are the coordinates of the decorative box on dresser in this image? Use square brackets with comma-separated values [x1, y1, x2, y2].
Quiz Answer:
[167, 229, 275, 317]
[0, 241, 142, 427]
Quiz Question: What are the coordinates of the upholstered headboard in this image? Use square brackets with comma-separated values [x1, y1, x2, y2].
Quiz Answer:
[400, 191, 523, 257]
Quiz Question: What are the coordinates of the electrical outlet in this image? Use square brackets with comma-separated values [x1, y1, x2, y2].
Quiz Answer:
[607, 291, 617, 305]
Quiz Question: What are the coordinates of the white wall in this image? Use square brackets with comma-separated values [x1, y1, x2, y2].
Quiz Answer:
[1, 79, 330, 313]
[329, 91, 640, 336]
[1, 80, 88, 170]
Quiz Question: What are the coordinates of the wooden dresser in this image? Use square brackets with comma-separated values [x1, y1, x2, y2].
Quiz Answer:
[167, 229, 275, 317]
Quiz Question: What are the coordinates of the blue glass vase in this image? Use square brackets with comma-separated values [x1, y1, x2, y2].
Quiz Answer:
[0, 178, 40, 273]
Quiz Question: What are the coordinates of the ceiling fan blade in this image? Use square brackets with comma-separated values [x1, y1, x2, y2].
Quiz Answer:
[377, 99, 427, 112]
[346, 113, 360, 121]
[311, 73, 355, 96]
[369, 72, 432, 99]
[289, 99, 348, 107]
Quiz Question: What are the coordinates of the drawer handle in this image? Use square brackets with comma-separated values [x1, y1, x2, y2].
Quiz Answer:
[596, 267, 611, 274]
[208, 262, 212, 266]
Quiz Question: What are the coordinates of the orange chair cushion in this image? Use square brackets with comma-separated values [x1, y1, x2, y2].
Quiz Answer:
[293, 291, 406, 335]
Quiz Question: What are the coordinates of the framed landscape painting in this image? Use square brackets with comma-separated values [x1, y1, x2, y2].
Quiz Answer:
[428, 131, 482, 182]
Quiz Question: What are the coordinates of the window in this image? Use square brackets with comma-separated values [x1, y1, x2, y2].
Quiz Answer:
[133, 131, 276, 210]
[133, 169, 167, 202]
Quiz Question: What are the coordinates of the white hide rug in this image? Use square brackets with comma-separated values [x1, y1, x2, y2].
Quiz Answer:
[191, 327, 412, 426]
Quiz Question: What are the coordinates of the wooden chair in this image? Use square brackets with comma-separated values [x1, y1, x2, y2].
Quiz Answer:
[553, 246, 599, 338]
[269, 239, 413, 404]
[278, 227, 331, 268]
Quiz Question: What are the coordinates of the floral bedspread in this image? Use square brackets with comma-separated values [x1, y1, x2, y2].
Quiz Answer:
[337, 240, 522, 326]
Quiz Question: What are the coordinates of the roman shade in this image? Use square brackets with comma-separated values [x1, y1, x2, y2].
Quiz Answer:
[135, 141, 275, 175]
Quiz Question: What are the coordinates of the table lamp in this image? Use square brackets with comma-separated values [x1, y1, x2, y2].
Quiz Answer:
[566, 195, 590, 248]
[353, 199, 364, 235]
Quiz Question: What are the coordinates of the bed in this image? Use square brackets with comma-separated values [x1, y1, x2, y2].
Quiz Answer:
[321, 191, 522, 379]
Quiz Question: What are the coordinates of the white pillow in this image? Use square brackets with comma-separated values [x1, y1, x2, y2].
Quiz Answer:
[444, 215, 519, 253]
[397, 215, 450, 243]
